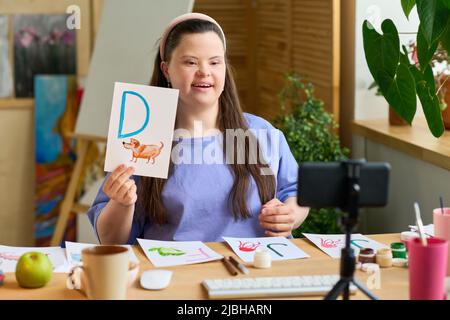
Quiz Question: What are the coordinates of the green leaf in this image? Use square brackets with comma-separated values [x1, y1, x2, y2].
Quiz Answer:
[362, 19, 400, 83]
[416, 0, 450, 44]
[378, 63, 417, 124]
[441, 17, 450, 53]
[416, 81, 445, 137]
[440, 0, 450, 9]
[417, 24, 439, 70]
[402, 0, 416, 19]
[423, 64, 436, 93]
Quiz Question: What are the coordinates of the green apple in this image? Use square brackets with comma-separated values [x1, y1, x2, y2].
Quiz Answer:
[15, 252, 53, 288]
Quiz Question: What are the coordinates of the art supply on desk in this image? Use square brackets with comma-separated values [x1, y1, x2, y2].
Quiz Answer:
[221, 257, 238, 276]
[376, 248, 393, 268]
[409, 237, 448, 300]
[361, 263, 379, 274]
[433, 205, 450, 276]
[391, 242, 407, 259]
[228, 256, 250, 275]
[0, 269, 4, 286]
[414, 202, 428, 246]
[253, 249, 271, 269]
[392, 258, 408, 268]
[358, 248, 376, 264]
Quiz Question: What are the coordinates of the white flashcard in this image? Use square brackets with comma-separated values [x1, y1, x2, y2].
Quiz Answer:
[104, 82, 179, 178]
[302, 233, 388, 258]
[0, 245, 70, 273]
[64, 241, 139, 266]
[222, 236, 310, 263]
[136, 239, 223, 267]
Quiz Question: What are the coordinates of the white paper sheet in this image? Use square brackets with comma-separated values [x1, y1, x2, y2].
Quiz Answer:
[136, 239, 223, 267]
[222, 236, 310, 263]
[104, 82, 179, 179]
[302, 233, 388, 258]
[64, 241, 139, 266]
[408, 224, 435, 237]
[0, 245, 70, 273]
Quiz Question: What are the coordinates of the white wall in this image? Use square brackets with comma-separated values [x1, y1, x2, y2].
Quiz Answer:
[354, 0, 423, 120]
[353, 135, 450, 234]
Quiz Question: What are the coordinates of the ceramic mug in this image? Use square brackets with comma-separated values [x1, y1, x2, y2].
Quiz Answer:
[66, 245, 134, 300]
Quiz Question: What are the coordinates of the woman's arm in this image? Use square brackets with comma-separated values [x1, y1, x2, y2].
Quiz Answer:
[96, 200, 135, 244]
[95, 165, 138, 244]
[258, 197, 309, 237]
[284, 196, 309, 229]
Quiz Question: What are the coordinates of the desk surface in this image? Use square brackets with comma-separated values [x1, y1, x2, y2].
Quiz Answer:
[0, 234, 408, 300]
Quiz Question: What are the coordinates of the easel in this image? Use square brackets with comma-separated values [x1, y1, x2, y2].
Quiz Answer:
[50, 133, 106, 246]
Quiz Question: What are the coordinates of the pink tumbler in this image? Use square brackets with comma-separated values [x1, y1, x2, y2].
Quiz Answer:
[409, 237, 448, 300]
[433, 208, 450, 276]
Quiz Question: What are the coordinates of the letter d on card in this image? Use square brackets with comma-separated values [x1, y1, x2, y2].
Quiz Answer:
[104, 82, 179, 179]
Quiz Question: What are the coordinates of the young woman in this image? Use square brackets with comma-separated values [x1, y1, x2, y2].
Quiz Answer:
[87, 13, 309, 244]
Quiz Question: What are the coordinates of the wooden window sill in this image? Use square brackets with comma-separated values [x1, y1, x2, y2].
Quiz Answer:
[352, 117, 450, 171]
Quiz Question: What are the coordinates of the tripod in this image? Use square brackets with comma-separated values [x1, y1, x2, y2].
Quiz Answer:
[324, 160, 379, 300]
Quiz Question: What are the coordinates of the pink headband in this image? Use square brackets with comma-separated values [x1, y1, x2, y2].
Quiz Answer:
[159, 13, 226, 61]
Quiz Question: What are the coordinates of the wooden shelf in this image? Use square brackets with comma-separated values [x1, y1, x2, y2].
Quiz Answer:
[0, 98, 34, 109]
[352, 117, 450, 171]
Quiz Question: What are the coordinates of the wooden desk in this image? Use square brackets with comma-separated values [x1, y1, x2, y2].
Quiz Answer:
[0, 234, 408, 300]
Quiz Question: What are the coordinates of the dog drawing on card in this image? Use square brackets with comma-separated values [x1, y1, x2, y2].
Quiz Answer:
[122, 138, 164, 164]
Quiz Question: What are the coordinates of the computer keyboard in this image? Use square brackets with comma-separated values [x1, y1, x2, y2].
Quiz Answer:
[202, 274, 356, 299]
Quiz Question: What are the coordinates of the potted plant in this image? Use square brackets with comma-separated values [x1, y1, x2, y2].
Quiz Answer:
[368, 80, 409, 126]
[432, 44, 450, 128]
[362, 0, 450, 137]
[369, 40, 450, 127]
[274, 73, 350, 235]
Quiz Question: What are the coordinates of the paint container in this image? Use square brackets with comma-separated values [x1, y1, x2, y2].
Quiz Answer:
[376, 248, 393, 268]
[253, 249, 271, 269]
[358, 248, 376, 264]
[391, 242, 407, 259]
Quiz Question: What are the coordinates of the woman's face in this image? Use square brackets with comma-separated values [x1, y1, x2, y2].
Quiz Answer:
[162, 31, 226, 110]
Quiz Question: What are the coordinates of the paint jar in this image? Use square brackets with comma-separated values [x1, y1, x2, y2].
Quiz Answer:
[253, 249, 271, 268]
[376, 248, 393, 267]
[358, 248, 376, 264]
[391, 242, 407, 259]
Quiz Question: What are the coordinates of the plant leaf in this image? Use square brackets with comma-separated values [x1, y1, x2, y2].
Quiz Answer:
[440, 0, 450, 9]
[416, 81, 445, 137]
[441, 17, 450, 53]
[377, 63, 417, 124]
[362, 19, 400, 83]
[423, 64, 436, 93]
[417, 24, 439, 70]
[416, 0, 450, 44]
[402, 0, 416, 19]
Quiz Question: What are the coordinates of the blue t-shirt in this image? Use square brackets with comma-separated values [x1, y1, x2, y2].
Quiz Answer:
[87, 113, 298, 244]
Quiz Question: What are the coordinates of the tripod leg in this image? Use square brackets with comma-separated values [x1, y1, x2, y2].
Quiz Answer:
[352, 279, 379, 300]
[324, 279, 350, 300]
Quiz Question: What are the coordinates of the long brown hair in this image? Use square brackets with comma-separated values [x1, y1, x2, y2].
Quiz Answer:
[139, 19, 276, 224]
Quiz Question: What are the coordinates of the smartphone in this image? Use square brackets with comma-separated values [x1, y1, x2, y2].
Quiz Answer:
[297, 161, 390, 208]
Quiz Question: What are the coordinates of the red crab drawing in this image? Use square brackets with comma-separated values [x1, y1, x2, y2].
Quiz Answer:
[320, 238, 341, 249]
[238, 241, 261, 252]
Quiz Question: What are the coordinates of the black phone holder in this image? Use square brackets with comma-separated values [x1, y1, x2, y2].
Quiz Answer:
[298, 159, 390, 300]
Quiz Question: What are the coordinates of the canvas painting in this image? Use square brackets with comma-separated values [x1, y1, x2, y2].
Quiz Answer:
[35, 75, 79, 246]
[13, 14, 76, 97]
